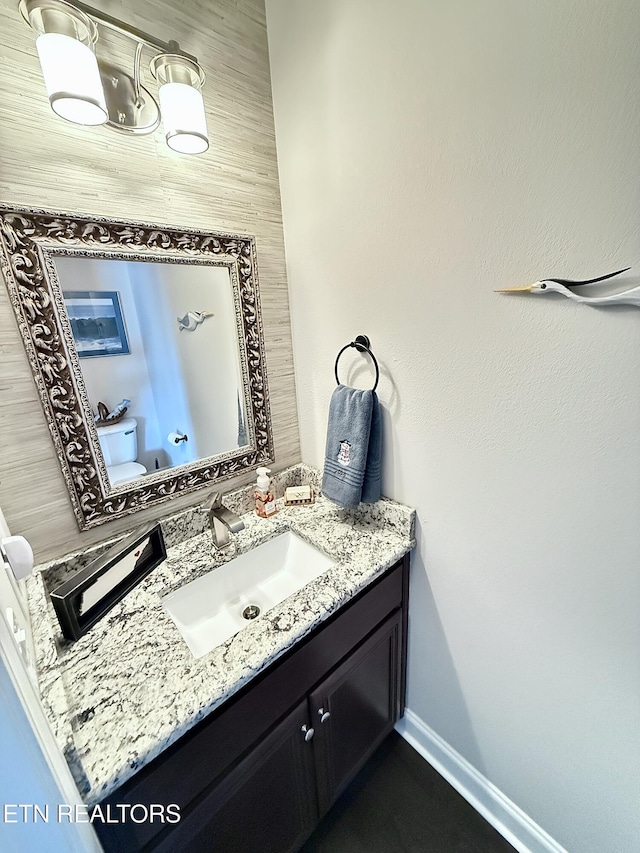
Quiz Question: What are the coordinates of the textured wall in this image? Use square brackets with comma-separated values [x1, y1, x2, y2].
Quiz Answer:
[266, 1, 640, 851]
[0, 0, 299, 560]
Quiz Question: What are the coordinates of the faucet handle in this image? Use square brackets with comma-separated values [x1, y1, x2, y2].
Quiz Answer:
[203, 491, 222, 512]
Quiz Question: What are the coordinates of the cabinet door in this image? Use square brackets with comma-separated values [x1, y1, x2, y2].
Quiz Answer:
[309, 610, 402, 815]
[152, 700, 317, 853]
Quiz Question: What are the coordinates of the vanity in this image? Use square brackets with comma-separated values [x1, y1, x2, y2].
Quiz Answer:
[26, 465, 415, 853]
[0, 205, 412, 852]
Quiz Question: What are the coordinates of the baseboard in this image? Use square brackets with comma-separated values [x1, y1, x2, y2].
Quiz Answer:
[395, 710, 568, 853]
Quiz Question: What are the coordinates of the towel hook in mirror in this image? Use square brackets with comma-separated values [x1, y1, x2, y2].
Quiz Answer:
[334, 334, 379, 392]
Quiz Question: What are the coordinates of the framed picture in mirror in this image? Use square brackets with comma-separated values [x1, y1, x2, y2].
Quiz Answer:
[63, 290, 130, 358]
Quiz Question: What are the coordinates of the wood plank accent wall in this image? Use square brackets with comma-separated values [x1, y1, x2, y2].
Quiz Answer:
[0, 0, 300, 561]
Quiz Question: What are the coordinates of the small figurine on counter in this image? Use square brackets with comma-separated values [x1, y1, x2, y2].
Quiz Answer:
[254, 467, 278, 518]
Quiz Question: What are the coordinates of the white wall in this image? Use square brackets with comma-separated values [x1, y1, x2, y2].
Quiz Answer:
[0, 654, 99, 853]
[127, 262, 194, 468]
[128, 261, 244, 464]
[149, 263, 243, 460]
[0, 509, 100, 853]
[266, 2, 640, 851]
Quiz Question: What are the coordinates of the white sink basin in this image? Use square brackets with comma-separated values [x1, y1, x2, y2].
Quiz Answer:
[162, 531, 335, 658]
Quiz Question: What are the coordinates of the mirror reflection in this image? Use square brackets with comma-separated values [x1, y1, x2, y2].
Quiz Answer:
[54, 256, 248, 488]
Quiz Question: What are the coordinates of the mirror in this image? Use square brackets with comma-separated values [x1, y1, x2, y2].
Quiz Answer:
[0, 207, 274, 530]
[56, 257, 249, 482]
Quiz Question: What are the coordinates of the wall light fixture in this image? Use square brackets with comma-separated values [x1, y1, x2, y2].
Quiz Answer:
[19, 0, 209, 154]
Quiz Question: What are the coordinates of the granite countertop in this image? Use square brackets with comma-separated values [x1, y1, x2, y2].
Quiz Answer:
[26, 465, 415, 806]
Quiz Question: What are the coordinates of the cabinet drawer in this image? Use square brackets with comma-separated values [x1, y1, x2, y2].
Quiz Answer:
[97, 556, 407, 852]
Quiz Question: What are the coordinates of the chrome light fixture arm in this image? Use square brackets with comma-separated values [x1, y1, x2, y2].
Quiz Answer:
[67, 0, 198, 62]
[133, 41, 144, 110]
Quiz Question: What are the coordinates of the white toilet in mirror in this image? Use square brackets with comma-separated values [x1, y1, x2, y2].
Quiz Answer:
[96, 418, 147, 486]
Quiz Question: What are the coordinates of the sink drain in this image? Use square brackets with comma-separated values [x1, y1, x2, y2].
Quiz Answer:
[242, 604, 261, 620]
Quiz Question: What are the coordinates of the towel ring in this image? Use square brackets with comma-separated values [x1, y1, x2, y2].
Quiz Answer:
[334, 334, 380, 392]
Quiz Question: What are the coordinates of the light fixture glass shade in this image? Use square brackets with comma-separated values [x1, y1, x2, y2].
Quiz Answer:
[36, 32, 107, 125]
[157, 82, 208, 154]
[150, 54, 209, 155]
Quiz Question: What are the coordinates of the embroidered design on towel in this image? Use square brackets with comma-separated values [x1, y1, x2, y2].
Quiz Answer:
[337, 440, 352, 466]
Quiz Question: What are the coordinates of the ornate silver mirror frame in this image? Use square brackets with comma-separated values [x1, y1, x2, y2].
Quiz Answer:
[0, 206, 274, 530]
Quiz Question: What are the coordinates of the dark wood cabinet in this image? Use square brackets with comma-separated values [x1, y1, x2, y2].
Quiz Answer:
[153, 700, 317, 853]
[310, 610, 402, 815]
[96, 554, 409, 853]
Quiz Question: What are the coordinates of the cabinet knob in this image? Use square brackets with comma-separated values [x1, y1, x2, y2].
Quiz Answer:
[301, 724, 315, 742]
[317, 707, 331, 723]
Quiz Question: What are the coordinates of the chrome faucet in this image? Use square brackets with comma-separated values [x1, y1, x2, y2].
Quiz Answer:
[204, 491, 245, 549]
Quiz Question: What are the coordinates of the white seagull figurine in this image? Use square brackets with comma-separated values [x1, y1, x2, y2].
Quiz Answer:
[177, 310, 214, 332]
[496, 266, 640, 307]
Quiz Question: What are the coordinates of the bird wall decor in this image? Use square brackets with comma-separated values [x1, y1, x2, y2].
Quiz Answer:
[176, 311, 214, 332]
[496, 266, 640, 307]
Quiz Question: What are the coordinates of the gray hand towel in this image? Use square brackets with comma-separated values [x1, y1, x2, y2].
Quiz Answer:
[361, 391, 381, 504]
[322, 385, 373, 508]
